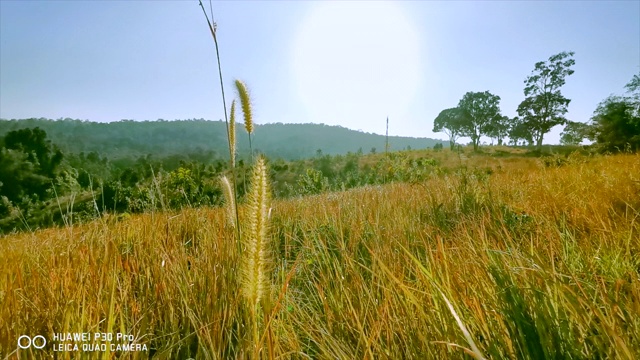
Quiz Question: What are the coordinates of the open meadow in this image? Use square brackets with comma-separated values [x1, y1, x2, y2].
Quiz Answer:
[2, 0, 639, 358]
[1, 150, 639, 359]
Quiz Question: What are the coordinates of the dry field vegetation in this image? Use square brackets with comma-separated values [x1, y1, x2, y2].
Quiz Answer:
[1, 148, 639, 359]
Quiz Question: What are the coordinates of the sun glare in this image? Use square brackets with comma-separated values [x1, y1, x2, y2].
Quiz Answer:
[291, 1, 422, 133]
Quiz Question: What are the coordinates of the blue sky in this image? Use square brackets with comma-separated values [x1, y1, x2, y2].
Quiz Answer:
[1, 1, 638, 144]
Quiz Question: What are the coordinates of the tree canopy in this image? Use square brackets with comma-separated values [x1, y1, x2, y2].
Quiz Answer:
[559, 121, 592, 145]
[432, 108, 467, 150]
[0, 127, 63, 204]
[508, 117, 534, 146]
[457, 91, 502, 151]
[517, 51, 575, 149]
[590, 95, 640, 152]
[561, 72, 640, 152]
[485, 115, 511, 146]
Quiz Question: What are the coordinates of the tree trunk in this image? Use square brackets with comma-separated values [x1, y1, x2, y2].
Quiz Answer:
[498, 138, 503, 146]
[449, 140, 455, 150]
[536, 135, 543, 150]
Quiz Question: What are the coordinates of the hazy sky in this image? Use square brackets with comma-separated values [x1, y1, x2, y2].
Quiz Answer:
[1, 1, 638, 144]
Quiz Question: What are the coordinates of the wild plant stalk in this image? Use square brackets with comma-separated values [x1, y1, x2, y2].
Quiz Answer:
[220, 175, 236, 229]
[198, 0, 230, 150]
[198, 0, 241, 244]
[229, 100, 237, 168]
[235, 79, 254, 158]
[242, 156, 272, 357]
[230, 81, 277, 356]
[235, 79, 254, 196]
[227, 100, 241, 250]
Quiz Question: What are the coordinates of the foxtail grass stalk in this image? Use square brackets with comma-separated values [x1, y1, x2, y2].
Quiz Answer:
[235, 79, 254, 157]
[229, 101, 240, 248]
[198, 0, 231, 160]
[228, 101, 241, 235]
[229, 100, 237, 168]
[198, 0, 241, 247]
[220, 175, 236, 228]
[242, 156, 271, 356]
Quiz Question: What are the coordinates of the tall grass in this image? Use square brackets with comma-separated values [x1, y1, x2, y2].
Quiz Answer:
[199, 1, 274, 347]
[1, 152, 639, 358]
[242, 156, 272, 358]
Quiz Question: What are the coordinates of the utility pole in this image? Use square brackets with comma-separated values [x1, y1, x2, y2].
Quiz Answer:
[385, 116, 389, 154]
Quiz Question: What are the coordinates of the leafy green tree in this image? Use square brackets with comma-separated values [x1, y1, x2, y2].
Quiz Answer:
[517, 51, 576, 150]
[626, 73, 640, 96]
[297, 168, 329, 195]
[0, 148, 48, 203]
[0, 127, 63, 202]
[433, 108, 466, 150]
[508, 117, 534, 146]
[3, 127, 63, 177]
[584, 73, 640, 152]
[590, 96, 640, 152]
[315, 154, 335, 178]
[625, 72, 640, 114]
[76, 169, 93, 189]
[560, 121, 593, 145]
[485, 115, 511, 146]
[119, 168, 141, 187]
[457, 91, 502, 151]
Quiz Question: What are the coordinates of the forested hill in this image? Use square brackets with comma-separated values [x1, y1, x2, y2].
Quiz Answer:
[0, 118, 442, 160]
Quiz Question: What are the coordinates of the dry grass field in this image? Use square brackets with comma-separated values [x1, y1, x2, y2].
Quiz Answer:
[1, 151, 639, 359]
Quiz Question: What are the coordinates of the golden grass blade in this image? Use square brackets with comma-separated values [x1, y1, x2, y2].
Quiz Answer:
[399, 244, 487, 360]
[220, 175, 236, 229]
[437, 289, 486, 360]
[229, 100, 236, 168]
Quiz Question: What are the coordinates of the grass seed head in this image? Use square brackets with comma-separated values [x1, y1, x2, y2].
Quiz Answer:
[235, 79, 253, 135]
[242, 156, 271, 309]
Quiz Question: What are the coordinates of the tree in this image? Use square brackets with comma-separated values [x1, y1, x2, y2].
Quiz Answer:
[0, 127, 63, 202]
[3, 127, 63, 177]
[626, 73, 640, 95]
[590, 96, 640, 152]
[0, 148, 48, 203]
[560, 121, 593, 145]
[432, 107, 467, 150]
[586, 73, 640, 152]
[508, 117, 534, 146]
[625, 72, 640, 114]
[517, 51, 576, 150]
[485, 115, 511, 146]
[457, 91, 502, 151]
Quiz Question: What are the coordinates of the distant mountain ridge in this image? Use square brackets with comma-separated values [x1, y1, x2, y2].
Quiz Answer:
[0, 118, 443, 160]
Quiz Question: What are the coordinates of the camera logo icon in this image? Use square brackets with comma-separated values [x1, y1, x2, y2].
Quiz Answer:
[18, 335, 47, 349]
